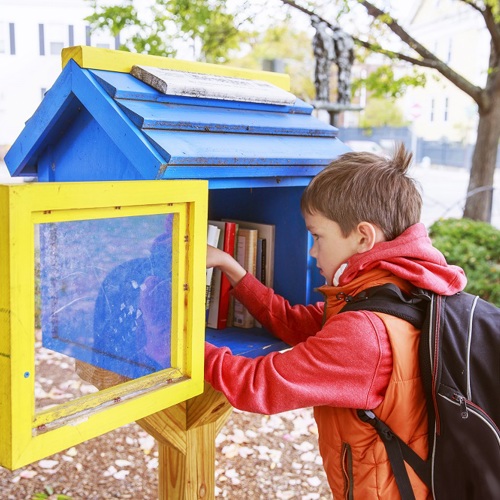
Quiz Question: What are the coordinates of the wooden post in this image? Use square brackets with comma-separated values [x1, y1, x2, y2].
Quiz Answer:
[157, 423, 215, 498]
[76, 361, 232, 499]
[138, 383, 232, 499]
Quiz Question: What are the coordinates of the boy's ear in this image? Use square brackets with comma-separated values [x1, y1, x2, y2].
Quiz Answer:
[355, 222, 384, 253]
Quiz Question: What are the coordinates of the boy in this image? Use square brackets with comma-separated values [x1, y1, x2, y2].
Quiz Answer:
[205, 144, 466, 498]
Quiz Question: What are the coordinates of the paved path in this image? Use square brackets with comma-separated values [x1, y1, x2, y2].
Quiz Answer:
[410, 164, 500, 228]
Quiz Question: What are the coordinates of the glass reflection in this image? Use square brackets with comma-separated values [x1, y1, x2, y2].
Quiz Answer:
[37, 214, 173, 394]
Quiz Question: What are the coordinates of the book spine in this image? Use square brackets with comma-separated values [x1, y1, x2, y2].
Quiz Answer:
[260, 238, 267, 285]
[216, 222, 236, 329]
[233, 229, 257, 328]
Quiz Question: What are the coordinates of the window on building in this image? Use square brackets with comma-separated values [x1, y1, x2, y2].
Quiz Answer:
[86, 25, 119, 50]
[0, 23, 6, 54]
[444, 97, 449, 122]
[39, 23, 71, 56]
[430, 99, 435, 122]
[50, 42, 64, 55]
[46, 24, 68, 56]
[39, 24, 45, 55]
[9, 23, 15, 55]
[447, 39, 452, 64]
[0, 22, 15, 55]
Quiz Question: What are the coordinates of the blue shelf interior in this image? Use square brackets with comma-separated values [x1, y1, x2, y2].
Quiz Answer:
[206, 327, 289, 358]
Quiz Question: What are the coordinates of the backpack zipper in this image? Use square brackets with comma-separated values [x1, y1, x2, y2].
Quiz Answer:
[453, 394, 469, 419]
[440, 389, 500, 441]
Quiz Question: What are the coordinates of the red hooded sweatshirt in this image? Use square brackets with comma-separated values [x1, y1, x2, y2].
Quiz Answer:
[204, 223, 466, 414]
[205, 223, 467, 497]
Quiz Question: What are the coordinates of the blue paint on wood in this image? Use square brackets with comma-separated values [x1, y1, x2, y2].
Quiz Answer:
[5, 60, 349, 180]
[5, 60, 166, 178]
[145, 130, 347, 168]
[116, 98, 335, 137]
[73, 67, 167, 179]
[206, 329, 289, 358]
[5, 63, 75, 176]
[209, 186, 324, 306]
[206, 177, 314, 190]
[37, 107, 145, 182]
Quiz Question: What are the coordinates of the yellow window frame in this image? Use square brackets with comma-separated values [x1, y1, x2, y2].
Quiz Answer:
[0, 180, 208, 470]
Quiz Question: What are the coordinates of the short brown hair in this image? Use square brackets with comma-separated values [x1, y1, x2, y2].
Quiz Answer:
[300, 143, 422, 240]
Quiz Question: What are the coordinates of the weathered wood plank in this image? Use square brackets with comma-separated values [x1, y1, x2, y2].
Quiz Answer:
[144, 130, 347, 168]
[131, 65, 296, 106]
[116, 98, 334, 136]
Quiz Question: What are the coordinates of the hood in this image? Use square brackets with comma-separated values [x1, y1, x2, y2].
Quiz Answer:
[338, 223, 467, 296]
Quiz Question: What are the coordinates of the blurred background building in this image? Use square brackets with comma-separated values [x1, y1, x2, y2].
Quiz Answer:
[0, 0, 116, 149]
[0, 0, 493, 168]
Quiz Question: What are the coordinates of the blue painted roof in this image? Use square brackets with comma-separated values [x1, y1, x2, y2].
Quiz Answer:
[5, 59, 349, 187]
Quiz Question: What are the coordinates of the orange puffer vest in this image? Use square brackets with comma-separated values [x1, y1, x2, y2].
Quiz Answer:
[316, 276, 431, 499]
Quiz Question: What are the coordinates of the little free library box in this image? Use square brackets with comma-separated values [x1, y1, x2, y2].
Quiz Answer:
[2, 46, 348, 496]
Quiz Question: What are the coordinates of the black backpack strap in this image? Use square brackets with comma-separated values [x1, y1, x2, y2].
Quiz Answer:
[339, 285, 433, 498]
[339, 283, 429, 329]
[358, 410, 432, 497]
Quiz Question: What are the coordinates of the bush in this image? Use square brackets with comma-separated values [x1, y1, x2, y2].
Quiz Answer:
[429, 218, 500, 306]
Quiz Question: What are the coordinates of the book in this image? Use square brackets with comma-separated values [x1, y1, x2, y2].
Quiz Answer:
[224, 219, 275, 288]
[257, 237, 268, 286]
[256, 238, 263, 283]
[206, 220, 237, 329]
[254, 237, 266, 328]
[233, 228, 258, 328]
[206, 224, 221, 311]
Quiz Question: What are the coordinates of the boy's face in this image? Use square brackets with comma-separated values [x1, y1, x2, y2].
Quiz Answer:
[304, 211, 361, 286]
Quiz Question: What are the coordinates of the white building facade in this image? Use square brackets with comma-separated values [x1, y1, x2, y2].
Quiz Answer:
[400, 0, 489, 143]
[0, 0, 117, 149]
[342, 0, 489, 148]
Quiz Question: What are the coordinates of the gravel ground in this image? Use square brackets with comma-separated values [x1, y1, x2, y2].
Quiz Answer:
[0, 410, 331, 500]
[0, 341, 332, 499]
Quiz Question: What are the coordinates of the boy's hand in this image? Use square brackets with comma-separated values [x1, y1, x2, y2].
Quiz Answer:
[207, 244, 247, 287]
[206, 244, 226, 269]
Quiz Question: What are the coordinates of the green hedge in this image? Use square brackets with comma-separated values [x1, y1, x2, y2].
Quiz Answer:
[429, 218, 500, 306]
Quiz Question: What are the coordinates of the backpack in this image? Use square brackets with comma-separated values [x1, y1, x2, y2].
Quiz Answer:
[340, 284, 500, 500]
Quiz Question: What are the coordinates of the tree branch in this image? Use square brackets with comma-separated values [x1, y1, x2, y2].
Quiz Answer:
[359, 1, 486, 104]
[281, 0, 485, 106]
[359, 1, 440, 61]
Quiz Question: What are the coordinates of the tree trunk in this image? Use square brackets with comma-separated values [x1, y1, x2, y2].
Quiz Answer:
[463, 97, 500, 222]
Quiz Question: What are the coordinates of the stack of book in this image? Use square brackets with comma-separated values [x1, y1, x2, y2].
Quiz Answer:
[206, 219, 275, 330]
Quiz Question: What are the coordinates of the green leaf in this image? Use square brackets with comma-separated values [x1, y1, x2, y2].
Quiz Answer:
[429, 218, 500, 305]
[352, 65, 426, 99]
[85, 0, 249, 61]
